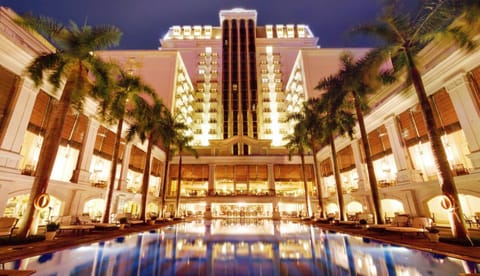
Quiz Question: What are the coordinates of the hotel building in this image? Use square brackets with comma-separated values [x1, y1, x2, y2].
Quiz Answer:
[0, 7, 479, 226]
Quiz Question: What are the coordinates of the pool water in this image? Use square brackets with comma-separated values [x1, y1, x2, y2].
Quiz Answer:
[3, 219, 479, 275]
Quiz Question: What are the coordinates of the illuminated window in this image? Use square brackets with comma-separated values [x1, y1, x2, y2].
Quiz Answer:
[276, 25, 284, 38]
[193, 25, 202, 37]
[266, 25, 273, 38]
[172, 26, 182, 38]
[266, 46, 273, 55]
[204, 25, 212, 38]
[182, 26, 192, 38]
[297, 25, 305, 38]
[286, 24, 294, 38]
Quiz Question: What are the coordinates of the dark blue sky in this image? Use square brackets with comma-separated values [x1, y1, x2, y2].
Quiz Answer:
[4, 0, 385, 49]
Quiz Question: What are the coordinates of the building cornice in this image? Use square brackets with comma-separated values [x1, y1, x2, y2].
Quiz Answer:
[0, 7, 55, 55]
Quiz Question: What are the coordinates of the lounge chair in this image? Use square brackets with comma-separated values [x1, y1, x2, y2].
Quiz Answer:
[115, 213, 144, 226]
[385, 217, 432, 239]
[465, 213, 480, 228]
[367, 214, 411, 231]
[77, 215, 119, 230]
[57, 216, 95, 234]
[0, 217, 18, 238]
[315, 213, 337, 224]
[338, 213, 374, 227]
[123, 213, 144, 225]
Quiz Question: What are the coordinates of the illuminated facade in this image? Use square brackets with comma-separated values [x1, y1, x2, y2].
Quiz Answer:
[0, 7, 479, 227]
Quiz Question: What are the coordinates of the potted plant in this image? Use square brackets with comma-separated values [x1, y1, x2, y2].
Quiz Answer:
[45, 222, 59, 241]
[148, 212, 158, 225]
[118, 217, 128, 230]
[426, 227, 440, 242]
[359, 219, 368, 229]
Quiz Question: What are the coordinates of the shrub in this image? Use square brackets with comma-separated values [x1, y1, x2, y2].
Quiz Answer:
[359, 219, 368, 225]
[426, 227, 440, 234]
[119, 217, 128, 224]
[46, 222, 59, 232]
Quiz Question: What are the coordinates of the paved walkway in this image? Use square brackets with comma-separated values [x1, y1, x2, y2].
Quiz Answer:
[0, 219, 478, 266]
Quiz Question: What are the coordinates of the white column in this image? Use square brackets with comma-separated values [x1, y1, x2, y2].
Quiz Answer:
[384, 115, 423, 184]
[71, 118, 99, 184]
[118, 143, 132, 191]
[0, 78, 38, 172]
[445, 74, 480, 172]
[351, 140, 367, 191]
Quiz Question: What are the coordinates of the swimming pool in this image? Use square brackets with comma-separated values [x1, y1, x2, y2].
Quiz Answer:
[3, 219, 478, 275]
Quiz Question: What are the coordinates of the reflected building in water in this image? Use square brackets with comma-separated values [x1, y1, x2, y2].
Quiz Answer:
[4, 221, 473, 275]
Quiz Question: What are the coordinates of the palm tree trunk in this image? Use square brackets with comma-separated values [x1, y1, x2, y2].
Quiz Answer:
[159, 148, 170, 219]
[406, 49, 468, 239]
[17, 81, 73, 238]
[330, 132, 345, 221]
[175, 154, 183, 217]
[354, 91, 383, 224]
[103, 118, 123, 223]
[300, 153, 312, 217]
[311, 140, 325, 218]
[140, 138, 153, 221]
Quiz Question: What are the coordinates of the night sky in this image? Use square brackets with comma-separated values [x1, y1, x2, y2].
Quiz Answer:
[3, 0, 386, 49]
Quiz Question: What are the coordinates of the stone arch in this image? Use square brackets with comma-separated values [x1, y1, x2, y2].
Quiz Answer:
[427, 193, 480, 225]
[326, 202, 339, 216]
[147, 202, 159, 216]
[83, 198, 106, 221]
[122, 200, 140, 217]
[381, 198, 405, 218]
[345, 201, 363, 214]
[4, 193, 62, 224]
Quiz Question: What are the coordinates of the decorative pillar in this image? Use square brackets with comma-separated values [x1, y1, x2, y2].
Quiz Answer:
[71, 118, 99, 184]
[267, 163, 275, 195]
[118, 143, 133, 191]
[208, 164, 215, 195]
[351, 140, 367, 191]
[0, 78, 38, 172]
[384, 115, 423, 184]
[445, 74, 480, 172]
[270, 163, 280, 219]
[203, 163, 213, 221]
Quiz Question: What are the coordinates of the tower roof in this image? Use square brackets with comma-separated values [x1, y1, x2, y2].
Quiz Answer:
[219, 8, 257, 23]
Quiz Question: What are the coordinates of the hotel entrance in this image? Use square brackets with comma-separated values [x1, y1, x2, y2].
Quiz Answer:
[212, 203, 272, 218]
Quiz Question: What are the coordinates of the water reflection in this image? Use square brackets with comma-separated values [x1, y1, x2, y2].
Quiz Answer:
[4, 219, 478, 275]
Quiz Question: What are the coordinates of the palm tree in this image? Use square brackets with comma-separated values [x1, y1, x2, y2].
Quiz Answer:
[173, 133, 198, 218]
[15, 15, 121, 237]
[99, 68, 154, 223]
[286, 99, 325, 218]
[354, 0, 477, 238]
[284, 123, 312, 218]
[316, 80, 356, 222]
[317, 51, 388, 224]
[157, 109, 188, 219]
[126, 95, 165, 221]
[448, 0, 480, 39]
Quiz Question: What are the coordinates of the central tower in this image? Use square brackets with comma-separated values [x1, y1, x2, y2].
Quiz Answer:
[220, 9, 258, 155]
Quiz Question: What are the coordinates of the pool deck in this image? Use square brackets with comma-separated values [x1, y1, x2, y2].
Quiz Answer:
[0, 219, 479, 265]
